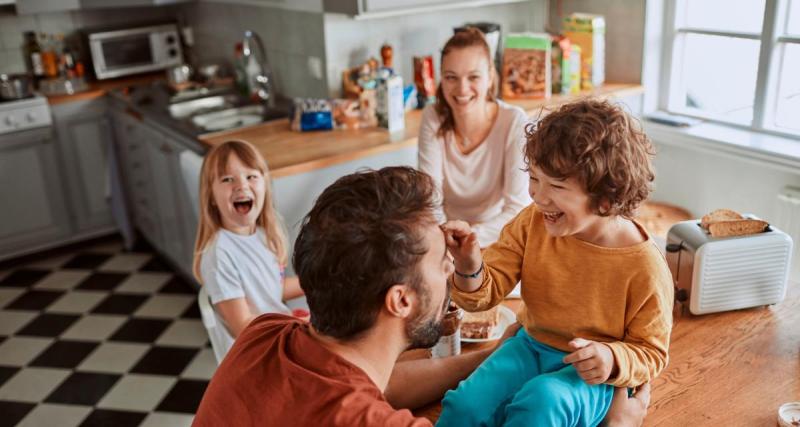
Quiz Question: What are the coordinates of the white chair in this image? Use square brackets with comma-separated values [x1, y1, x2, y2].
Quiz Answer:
[198, 286, 227, 365]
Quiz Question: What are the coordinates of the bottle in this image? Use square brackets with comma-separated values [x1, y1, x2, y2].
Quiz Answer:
[24, 32, 45, 80]
[233, 42, 248, 97]
[380, 43, 393, 69]
[40, 33, 58, 78]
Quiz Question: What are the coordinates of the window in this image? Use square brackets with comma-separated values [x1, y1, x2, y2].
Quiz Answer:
[661, 0, 800, 137]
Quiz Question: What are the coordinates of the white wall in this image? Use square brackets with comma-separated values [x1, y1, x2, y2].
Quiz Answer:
[323, 0, 547, 98]
[547, 0, 645, 84]
[181, 2, 327, 99]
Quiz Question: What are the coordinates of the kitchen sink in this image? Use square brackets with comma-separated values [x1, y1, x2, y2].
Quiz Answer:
[168, 94, 238, 119]
[190, 104, 289, 133]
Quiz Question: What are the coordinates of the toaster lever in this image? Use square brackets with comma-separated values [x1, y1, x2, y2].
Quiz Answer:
[666, 243, 682, 252]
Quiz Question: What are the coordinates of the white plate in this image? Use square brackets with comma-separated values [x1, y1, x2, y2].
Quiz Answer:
[461, 305, 516, 343]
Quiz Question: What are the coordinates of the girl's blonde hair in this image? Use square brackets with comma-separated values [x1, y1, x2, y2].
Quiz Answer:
[434, 27, 498, 138]
[192, 140, 287, 282]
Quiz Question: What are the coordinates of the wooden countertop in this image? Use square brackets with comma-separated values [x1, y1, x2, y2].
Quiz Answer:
[46, 72, 164, 106]
[411, 283, 800, 425]
[199, 83, 644, 178]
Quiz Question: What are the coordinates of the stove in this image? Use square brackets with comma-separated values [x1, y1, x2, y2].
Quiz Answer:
[0, 95, 52, 135]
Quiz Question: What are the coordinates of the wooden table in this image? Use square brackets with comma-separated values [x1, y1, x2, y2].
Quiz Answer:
[407, 283, 800, 425]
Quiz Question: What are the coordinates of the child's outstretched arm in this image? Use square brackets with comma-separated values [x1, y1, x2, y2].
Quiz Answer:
[441, 220, 483, 293]
[214, 298, 258, 338]
[282, 276, 304, 301]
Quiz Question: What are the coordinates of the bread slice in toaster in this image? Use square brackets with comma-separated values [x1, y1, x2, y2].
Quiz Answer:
[700, 209, 743, 229]
[707, 219, 769, 237]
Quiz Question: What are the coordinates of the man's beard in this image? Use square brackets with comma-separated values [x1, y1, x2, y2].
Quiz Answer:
[405, 287, 449, 350]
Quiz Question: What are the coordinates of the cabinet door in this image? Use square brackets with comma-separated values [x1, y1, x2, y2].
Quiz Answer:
[53, 99, 116, 235]
[144, 129, 187, 268]
[0, 128, 71, 258]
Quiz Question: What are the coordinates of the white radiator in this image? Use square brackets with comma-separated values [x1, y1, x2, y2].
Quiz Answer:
[775, 186, 800, 281]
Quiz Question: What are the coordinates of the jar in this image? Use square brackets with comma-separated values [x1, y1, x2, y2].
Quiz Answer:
[432, 303, 463, 358]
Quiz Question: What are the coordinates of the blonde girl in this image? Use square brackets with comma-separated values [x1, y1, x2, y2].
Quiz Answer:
[193, 140, 304, 354]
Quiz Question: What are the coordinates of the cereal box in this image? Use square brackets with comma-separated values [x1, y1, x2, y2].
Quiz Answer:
[562, 13, 605, 90]
[501, 33, 551, 99]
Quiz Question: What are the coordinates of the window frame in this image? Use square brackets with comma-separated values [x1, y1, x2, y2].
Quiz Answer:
[658, 0, 800, 140]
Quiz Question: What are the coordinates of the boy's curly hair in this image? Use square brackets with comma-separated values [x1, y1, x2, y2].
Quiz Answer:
[524, 99, 655, 218]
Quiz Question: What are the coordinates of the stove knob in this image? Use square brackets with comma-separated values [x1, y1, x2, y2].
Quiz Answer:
[26, 112, 36, 122]
[5, 115, 19, 127]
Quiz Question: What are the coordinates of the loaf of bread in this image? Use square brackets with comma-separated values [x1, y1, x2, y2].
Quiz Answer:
[700, 209, 768, 237]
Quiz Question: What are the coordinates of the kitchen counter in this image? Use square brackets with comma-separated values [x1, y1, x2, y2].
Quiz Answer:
[200, 83, 644, 178]
[46, 72, 165, 106]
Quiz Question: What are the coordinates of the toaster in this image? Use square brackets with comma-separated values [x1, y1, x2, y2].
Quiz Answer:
[665, 219, 793, 315]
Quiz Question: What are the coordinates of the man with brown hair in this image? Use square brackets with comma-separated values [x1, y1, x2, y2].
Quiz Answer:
[194, 166, 650, 426]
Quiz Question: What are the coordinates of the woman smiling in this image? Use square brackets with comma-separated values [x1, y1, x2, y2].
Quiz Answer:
[418, 28, 531, 247]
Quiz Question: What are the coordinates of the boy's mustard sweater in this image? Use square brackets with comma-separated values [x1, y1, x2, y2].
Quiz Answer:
[451, 205, 674, 388]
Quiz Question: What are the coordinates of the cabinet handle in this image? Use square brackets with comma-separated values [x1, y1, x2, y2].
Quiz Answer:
[160, 143, 173, 154]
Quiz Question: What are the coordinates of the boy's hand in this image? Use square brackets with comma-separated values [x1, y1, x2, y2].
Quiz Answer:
[440, 220, 481, 273]
[563, 338, 616, 385]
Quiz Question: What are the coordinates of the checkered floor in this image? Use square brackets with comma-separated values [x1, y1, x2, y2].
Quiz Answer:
[0, 239, 214, 427]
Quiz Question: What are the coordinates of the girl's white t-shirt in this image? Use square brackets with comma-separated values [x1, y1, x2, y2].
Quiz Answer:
[200, 227, 290, 354]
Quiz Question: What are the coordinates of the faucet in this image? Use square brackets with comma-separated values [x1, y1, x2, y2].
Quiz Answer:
[242, 30, 275, 108]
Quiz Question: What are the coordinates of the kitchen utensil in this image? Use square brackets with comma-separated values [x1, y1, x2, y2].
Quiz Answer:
[0, 73, 34, 100]
[197, 63, 221, 82]
[166, 64, 193, 89]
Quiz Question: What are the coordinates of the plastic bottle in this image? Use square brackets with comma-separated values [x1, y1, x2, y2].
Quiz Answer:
[24, 31, 44, 80]
[233, 42, 248, 97]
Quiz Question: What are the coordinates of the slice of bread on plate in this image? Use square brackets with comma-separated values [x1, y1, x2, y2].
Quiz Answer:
[461, 307, 500, 339]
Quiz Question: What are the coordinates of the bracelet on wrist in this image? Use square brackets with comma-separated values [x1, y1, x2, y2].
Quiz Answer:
[454, 261, 484, 279]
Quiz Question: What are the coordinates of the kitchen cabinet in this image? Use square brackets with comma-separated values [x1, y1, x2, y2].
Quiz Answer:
[323, 0, 528, 18]
[15, 0, 187, 14]
[144, 127, 193, 273]
[14, 0, 79, 14]
[0, 127, 72, 258]
[110, 105, 197, 278]
[52, 98, 117, 237]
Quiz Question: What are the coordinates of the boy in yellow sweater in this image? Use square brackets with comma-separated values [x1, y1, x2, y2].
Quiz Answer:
[438, 99, 673, 427]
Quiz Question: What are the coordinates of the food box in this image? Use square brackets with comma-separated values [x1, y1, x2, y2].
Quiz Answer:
[562, 13, 605, 90]
[501, 32, 551, 99]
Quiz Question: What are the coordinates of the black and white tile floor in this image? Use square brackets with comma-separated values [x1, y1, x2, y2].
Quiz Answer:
[0, 239, 214, 427]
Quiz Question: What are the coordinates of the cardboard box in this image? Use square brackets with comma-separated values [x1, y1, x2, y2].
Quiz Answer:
[501, 32, 551, 99]
[563, 13, 605, 90]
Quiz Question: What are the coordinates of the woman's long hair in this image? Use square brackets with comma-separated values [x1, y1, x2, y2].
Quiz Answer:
[192, 140, 287, 282]
[434, 27, 498, 138]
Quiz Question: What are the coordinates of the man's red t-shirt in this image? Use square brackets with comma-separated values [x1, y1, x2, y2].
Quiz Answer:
[194, 314, 432, 427]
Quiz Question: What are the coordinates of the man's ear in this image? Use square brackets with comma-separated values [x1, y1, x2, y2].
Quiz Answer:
[384, 284, 415, 319]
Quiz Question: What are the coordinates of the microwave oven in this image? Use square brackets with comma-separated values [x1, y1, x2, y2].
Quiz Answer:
[87, 23, 183, 80]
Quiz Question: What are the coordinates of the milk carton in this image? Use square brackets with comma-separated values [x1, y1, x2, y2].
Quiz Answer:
[376, 74, 404, 133]
[563, 13, 605, 90]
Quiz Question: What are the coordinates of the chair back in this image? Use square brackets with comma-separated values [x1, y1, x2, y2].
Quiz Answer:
[198, 286, 226, 364]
